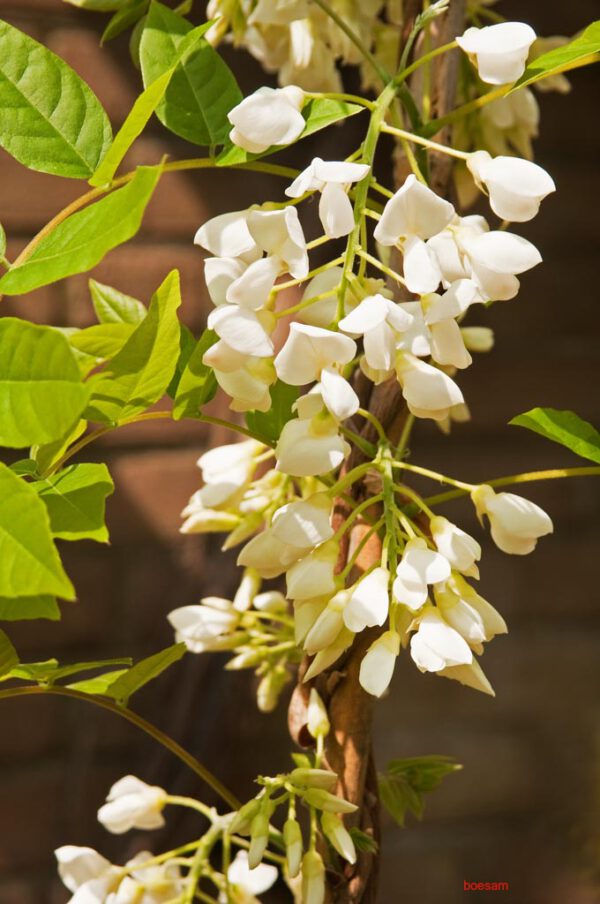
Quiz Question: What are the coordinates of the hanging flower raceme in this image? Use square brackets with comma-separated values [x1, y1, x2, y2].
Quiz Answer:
[285, 157, 370, 238]
[227, 85, 306, 152]
[467, 151, 556, 222]
[471, 484, 553, 554]
[457, 21, 537, 85]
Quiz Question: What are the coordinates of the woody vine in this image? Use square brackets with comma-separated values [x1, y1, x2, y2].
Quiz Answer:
[0, 1, 599, 902]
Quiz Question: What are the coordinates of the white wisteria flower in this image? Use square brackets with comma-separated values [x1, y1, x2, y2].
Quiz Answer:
[409, 606, 473, 672]
[430, 515, 481, 578]
[228, 85, 306, 152]
[395, 353, 464, 421]
[55, 845, 121, 904]
[339, 294, 414, 372]
[286, 538, 339, 600]
[237, 493, 334, 577]
[97, 776, 167, 835]
[343, 567, 390, 632]
[203, 341, 276, 413]
[456, 22, 536, 85]
[393, 538, 451, 610]
[374, 174, 455, 293]
[168, 597, 240, 653]
[304, 588, 349, 654]
[359, 630, 400, 697]
[471, 484, 553, 554]
[467, 151, 556, 222]
[276, 391, 351, 476]
[225, 850, 278, 904]
[437, 658, 495, 696]
[285, 157, 370, 238]
[434, 575, 507, 652]
[275, 323, 358, 420]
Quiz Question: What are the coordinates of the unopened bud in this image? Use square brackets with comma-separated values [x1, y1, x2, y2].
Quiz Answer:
[302, 788, 358, 814]
[232, 568, 261, 611]
[461, 326, 494, 353]
[321, 811, 356, 864]
[248, 807, 271, 869]
[283, 817, 303, 878]
[253, 590, 287, 612]
[302, 850, 325, 904]
[225, 649, 265, 670]
[289, 768, 337, 791]
[257, 664, 290, 713]
[307, 689, 330, 739]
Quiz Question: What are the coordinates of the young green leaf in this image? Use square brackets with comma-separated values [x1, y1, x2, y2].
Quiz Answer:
[0, 222, 6, 258]
[32, 420, 87, 478]
[0, 319, 89, 448]
[101, 643, 186, 703]
[0, 595, 60, 622]
[173, 327, 218, 419]
[140, 1, 241, 146]
[217, 98, 364, 166]
[379, 755, 461, 826]
[90, 280, 147, 325]
[0, 20, 112, 178]
[512, 21, 600, 92]
[34, 463, 115, 543]
[0, 630, 18, 677]
[0, 166, 161, 296]
[246, 380, 298, 444]
[68, 669, 129, 694]
[0, 463, 75, 600]
[102, 0, 149, 42]
[348, 828, 379, 855]
[70, 323, 137, 360]
[4, 657, 132, 684]
[91, 19, 211, 185]
[86, 269, 182, 423]
[167, 323, 197, 398]
[510, 407, 600, 464]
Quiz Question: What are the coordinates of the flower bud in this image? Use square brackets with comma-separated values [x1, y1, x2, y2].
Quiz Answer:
[229, 798, 261, 836]
[307, 688, 330, 739]
[233, 568, 261, 612]
[248, 807, 271, 869]
[257, 664, 290, 713]
[460, 326, 494, 353]
[97, 776, 166, 835]
[301, 850, 325, 904]
[321, 811, 357, 864]
[253, 590, 287, 612]
[286, 540, 340, 600]
[289, 768, 337, 791]
[284, 817, 303, 878]
[302, 788, 358, 814]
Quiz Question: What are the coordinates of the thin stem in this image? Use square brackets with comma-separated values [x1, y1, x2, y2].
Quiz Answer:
[275, 287, 337, 320]
[356, 248, 407, 287]
[390, 460, 474, 491]
[370, 180, 394, 199]
[422, 85, 509, 137]
[0, 685, 241, 810]
[328, 461, 374, 497]
[394, 40, 457, 86]
[305, 90, 376, 111]
[339, 424, 378, 458]
[331, 493, 384, 542]
[424, 466, 600, 506]
[356, 408, 388, 443]
[272, 255, 344, 293]
[381, 123, 471, 160]
[395, 413, 415, 460]
[166, 795, 216, 821]
[309, 0, 391, 86]
[393, 482, 434, 518]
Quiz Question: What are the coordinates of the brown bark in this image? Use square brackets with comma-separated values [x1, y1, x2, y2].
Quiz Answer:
[287, 3, 466, 900]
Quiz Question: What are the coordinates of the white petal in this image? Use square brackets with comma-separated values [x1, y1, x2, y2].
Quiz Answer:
[285, 158, 322, 197]
[313, 159, 370, 184]
[276, 416, 349, 477]
[207, 305, 274, 356]
[403, 236, 443, 294]
[204, 257, 247, 307]
[320, 367, 359, 420]
[465, 230, 542, 274]
[55, 846, 113, 893]
[298, 267, 343, 328]
[429, 319, 472, 369]
[338, 294, 389, 335]
[424, 279, 483, 323]
[226, 255, 281, 309]
[411, 608, 473, 670]
[271, 493, 334, 548]
[396, 354, 463, 415]
[228, 87, 306, 152]
[393, 539, 451, 609]
[374, 174, 455, 244]
[195, 210, 257, 259]
[363, 320, 397, 372]
[457, 23, 536, 85]
[248, 207, 308, 279]
[319, 182, 355, 238]
[343, 567, 390, 632]
[274, 322, 356, 385]
[228, 850, 278, 895]
[359, 631, 399, 697]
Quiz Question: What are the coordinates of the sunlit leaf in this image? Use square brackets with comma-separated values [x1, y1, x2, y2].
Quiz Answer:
[512, 21, 600, 91]
[90, 280, 147, 325]
[173, 327, 218, 419]
[0, 630, 18, 677]
[0, 595, 60, 621]
[246, 380, 297, 444]
[34, 463, 114, 542]
[101, 643, 186, 703]
[510, 407, 600, 464]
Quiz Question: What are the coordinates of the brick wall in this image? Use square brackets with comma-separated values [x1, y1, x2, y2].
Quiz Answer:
[0, 1, 599, 902]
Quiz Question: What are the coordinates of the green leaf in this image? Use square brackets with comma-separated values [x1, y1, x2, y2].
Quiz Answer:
[9, 459, 39, 477]
[102, 643, 186, 703]
[172, 327, 218, 419]
[512, 22, 600, 92]
[0, 20, 112, 178]
[4, 657, 132, 684]
[64, 0, 128, 9]
[0, 630, 18, 677]
[91, 20, 210, 185]
[90, 279, 147, 325]
[0, 319, 89, 448]
[0, 166, 161, 296]
[102, 0, 149, 42]
[68, 669, 129, 694]
[32, 420, 87, 477]
[86, 269, 182, 423]
[348, 828, 378, 855]
[0, 223, 6, 257]
[70, 323, 137, 360]
[0, 463, 74, 599]
[0, 595, 60, 621]
[379, 755, 461, 827]
[140, 1, 241, 146]
[34, 463, 114, 542]
[246, 380, 297, 444]
[167, 323, 197, 398]
[510, 407, 600, 464]
[217, 98, 364, 166]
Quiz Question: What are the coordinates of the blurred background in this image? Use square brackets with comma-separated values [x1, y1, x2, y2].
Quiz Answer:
[0, 1, 598, 901]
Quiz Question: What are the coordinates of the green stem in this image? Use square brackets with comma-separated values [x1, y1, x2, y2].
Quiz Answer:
[390, 460, 474, 490]
[381, 449, 398, 574]
[305, 90, 376, 111]
[394, 40, 458, 86]
[0, 685, 241, 811]
[356, 407, 388, 443]
[327, 461, 374, 497]
[166, 795, 216, 820]
[422, 84, 509, 137]
[331, 493, 384, 542]
[381, 123, 471, 159]
[395, 413, 415, 460]
[424, 466, 600, 506]
[356, 248, 407, 287]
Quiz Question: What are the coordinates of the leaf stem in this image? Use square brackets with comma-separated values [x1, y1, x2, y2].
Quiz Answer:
[424, 466, 600, 506]
[0, 685, 241, 810]
[381, 123, 471, 159]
